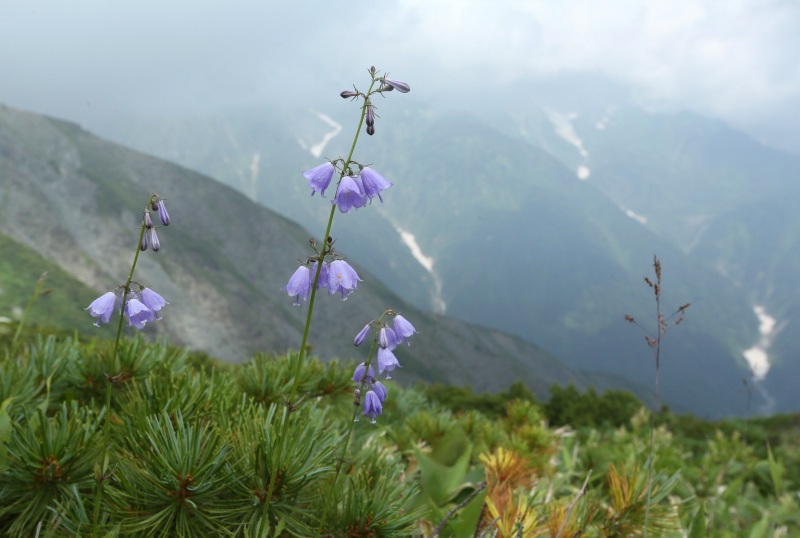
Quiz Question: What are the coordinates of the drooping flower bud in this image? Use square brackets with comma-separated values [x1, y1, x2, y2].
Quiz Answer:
[354, 324, 371, 346]
[140, 232, 148, 251]
[149, 228, 161, 252]
[144, 211, 153, 229]
[366, 124, 375, 136]
[365, 104, 375, 127]
[340, 90, 358, 99]
[381, 78, 410, 93]
[157, 200, 170, 226]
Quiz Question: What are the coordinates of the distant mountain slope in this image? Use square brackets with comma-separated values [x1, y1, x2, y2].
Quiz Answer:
[97, 101, 777, 417]
[0, 103, 589, 399]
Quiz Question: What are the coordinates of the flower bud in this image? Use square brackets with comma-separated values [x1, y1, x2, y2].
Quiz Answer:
[354, 324, 371, 346]
[140, 232, 148, 251]
[365, 104, 375, 127]
[144, 211, 153, 229]
[369, 66, 377, 76]
[366, 124, 375, 136]
[149, 228, 161, 252]
[157, 199, 170, 226]
[340, 90, 358, 99]
[382, 78, 410, 93]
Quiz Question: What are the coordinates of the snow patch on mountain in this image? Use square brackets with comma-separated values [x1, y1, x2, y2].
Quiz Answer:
[246, 152, 260, 201]
[618, 205, 647, 225]
[297, 113, 342, 158]
[394, 225, 447, 314]
[547, 110, 588, 158]
[742, 305, 785, 381]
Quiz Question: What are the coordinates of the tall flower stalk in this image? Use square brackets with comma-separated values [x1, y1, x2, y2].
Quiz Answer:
[88, 193, 170, 535]
[262, 67, 410, 530]
[625, 255, 689, 537]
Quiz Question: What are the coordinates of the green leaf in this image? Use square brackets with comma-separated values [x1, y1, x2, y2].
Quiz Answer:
[687, 502, 706, 538]
[766, 442, 784, 497]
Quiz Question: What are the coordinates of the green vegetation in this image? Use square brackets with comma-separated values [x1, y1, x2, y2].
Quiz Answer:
[1, 332, 797, 536]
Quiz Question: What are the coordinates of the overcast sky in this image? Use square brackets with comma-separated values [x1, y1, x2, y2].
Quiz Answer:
[2, 0, 800, 152]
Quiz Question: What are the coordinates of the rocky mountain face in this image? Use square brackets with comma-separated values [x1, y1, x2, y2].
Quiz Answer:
[0, 103, 594, 399]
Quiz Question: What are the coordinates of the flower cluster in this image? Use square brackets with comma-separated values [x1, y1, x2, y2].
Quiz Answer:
[351, 363, 386, 424]
[352, 313, 417, 423]
[86, 284, 168, 329]
[285, 258, 361, 305]
[139, 198, 170, 252]
[303, 162, 393, 213]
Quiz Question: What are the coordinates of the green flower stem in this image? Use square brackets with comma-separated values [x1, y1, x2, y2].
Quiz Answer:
[91, 194, 156, 536]
[260, 75, 379, 533]
[9, 272, 48, 356]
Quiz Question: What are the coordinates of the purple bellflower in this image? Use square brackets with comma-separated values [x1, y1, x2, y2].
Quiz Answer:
[140, 232, 148, 251]
[303, 162, 335, 197]
[144, 211, 153, 229]
[86, 292, 118, 327]
[334, 175, 367, 213]
[380, 326, 399, 350]
[372, 381, 387, 403]
[310, 261, 329, 291]
[124, 293, 153, 329]
[393, 314, 417, 345]
[377, 347, 400, 378]
[328, 260, 361, 300]
[359, 167, 392, 203]
[363, 390, 382, 423]
[157, 200, 170, 226]
[140, 288, 168, 320]
[285, 265, 312, 306]
[352, 362, 376, 382]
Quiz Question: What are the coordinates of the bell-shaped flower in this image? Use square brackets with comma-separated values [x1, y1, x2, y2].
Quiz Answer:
[372, 381, 387, 403]
[157, 200, 170, 226]
[86, 292, 118, 326]
[144, 211, 153, 229]
[393, 314, 417, 345]
[354, 324, 371, 346]
[285, 265, 312, 306]
[303, 162, 335, 197]
[377, 347, 400, 378]
[352, 362, 375, 382]
[360, 167, 392, 203]
[141, 288, 168, 320]
[310, 261, 329, 291]
[140, 232, 148, 251]
[363, 390, 383, 423]
[124, 293, 154, 329]
[334, 175, 367, 213]
[328, 260, 361, 300]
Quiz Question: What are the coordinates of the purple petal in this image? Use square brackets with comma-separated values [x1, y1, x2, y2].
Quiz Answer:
[285, 265, 311, 305]
[303, 162, 335, 197]
[334, 176, 367, 213]
[86, 292, 118, 326]
[360, 167, 392, 203]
